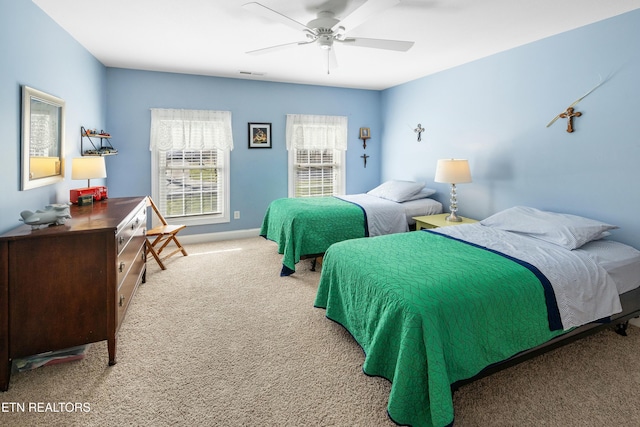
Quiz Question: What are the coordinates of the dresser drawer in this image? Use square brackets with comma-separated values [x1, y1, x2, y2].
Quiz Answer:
[114, 198, 147, 332]
[117, 233, 146, 287]
[116, 203, 146, 256]
[116, 240, 146, 331]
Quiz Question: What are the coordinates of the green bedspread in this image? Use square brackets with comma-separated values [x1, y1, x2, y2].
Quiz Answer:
[314, 231, 565, 427]
[260, 197, 366, 275]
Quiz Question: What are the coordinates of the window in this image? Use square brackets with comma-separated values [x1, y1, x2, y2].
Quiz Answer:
[292, 149, 340, 197]
[150, 109, 233, 226]
[160, 149, 223, 217]
[286, 114, 347, 197]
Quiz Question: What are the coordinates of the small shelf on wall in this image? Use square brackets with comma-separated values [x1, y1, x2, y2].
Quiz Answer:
[81, 126, 118, 156]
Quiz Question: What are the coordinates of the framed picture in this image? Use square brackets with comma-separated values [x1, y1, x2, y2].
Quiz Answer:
[248, 123, 272, 149]
[359, 127, 370, 140]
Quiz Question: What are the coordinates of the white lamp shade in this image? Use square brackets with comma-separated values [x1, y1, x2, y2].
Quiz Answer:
[72, 157, 107, 181]
[434, 159, 472, 184]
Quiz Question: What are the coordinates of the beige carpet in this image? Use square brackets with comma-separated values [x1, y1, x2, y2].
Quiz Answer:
[1, 237, 639, 427]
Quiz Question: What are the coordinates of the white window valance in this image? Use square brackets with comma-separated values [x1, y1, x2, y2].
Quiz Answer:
[286, 114, 348, 151]
[150, 108, 234, 151]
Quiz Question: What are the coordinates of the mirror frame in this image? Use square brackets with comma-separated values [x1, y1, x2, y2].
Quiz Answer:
[21, 85, 66, 190]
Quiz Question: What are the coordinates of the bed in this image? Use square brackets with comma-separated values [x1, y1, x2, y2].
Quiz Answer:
[260, 181, 443, 276]
[314, 206, 640, 427]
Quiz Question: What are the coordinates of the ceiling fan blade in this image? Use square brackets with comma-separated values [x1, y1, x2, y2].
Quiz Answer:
[243, 2, 310, 32]
[332, 0, 400, 32]
[246, 40, 309, 55]
[338, 37, 414, 52]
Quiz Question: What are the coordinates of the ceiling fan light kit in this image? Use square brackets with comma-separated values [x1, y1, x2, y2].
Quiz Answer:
[243, 1, 414, 73]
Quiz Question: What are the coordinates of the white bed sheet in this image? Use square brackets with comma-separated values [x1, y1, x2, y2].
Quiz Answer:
[337, 194, 409, 237]
[402, 198, 443, 225]
[577, 239, 640, 294]
[337, 194, 443, 234]
[432, 223, 622, 330]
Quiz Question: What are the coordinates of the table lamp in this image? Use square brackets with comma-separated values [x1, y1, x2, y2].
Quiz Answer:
[434, 159, 472, 222]
[70, 157, 107, 204]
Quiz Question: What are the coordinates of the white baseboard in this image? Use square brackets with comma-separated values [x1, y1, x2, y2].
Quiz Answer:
[630, 317, 640, 328]
[178, 228, 262, 245]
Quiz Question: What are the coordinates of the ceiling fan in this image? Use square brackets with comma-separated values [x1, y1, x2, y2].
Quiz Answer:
[242, 0, 415, 73]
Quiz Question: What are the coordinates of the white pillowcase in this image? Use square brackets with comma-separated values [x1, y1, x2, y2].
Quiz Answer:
[480, 206, 618, 250]
[367, 180, 425, 203]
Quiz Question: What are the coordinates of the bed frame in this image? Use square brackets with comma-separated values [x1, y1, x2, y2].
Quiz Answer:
[451, 286, 640, 391]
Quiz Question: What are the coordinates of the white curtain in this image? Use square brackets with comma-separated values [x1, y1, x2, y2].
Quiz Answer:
[286, 114, 348, 151]
[150, 108, 234, 151]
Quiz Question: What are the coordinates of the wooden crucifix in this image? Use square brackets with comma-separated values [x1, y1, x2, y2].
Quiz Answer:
[558, 107, 582, 133]
[360, 153, 370, 168]
[546, 74, 608, 132]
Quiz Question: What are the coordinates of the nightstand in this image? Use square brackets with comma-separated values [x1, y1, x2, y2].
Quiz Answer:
[413, 213, 478, 230]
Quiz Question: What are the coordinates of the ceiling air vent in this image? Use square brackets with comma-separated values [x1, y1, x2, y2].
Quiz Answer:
[239, 71, 265, 76]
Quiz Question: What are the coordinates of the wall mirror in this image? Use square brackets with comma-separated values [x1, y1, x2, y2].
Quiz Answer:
[21, 85, 66, 190]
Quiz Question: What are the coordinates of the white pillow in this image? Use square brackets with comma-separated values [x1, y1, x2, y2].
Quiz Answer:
[480, 206, 618, 250]
[367, 180, 425, 203]
[405, 187, 437, 201]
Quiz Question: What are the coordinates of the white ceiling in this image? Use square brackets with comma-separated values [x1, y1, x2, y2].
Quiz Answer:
[34, 0, 640, 90]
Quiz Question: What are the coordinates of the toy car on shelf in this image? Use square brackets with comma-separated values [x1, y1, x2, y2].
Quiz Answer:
[84, 147, 118, 156]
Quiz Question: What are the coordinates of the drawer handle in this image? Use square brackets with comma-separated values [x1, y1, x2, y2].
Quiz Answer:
[119, 261, 126, 272]
[119, 236, 125, 245]
[119, 295, 125, 307]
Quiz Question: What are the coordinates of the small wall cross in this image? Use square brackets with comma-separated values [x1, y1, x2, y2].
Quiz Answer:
[558, 107, 582, 133]
[360, 154, 370, 168]
[414, 124, 425, 141]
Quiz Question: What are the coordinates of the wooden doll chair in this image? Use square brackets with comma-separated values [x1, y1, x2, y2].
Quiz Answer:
[146, 197, 187, 270]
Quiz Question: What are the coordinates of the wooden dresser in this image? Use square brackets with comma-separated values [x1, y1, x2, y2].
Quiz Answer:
[0, 196, 147, 391]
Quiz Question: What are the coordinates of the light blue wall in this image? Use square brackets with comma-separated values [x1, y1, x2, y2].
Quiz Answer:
[381, 10, 640, 248]
[0, 0, 106, 234]
[105, 69, 381, 235]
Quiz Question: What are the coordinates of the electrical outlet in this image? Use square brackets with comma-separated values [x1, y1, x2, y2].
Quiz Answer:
[233, 211, 240, 219]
